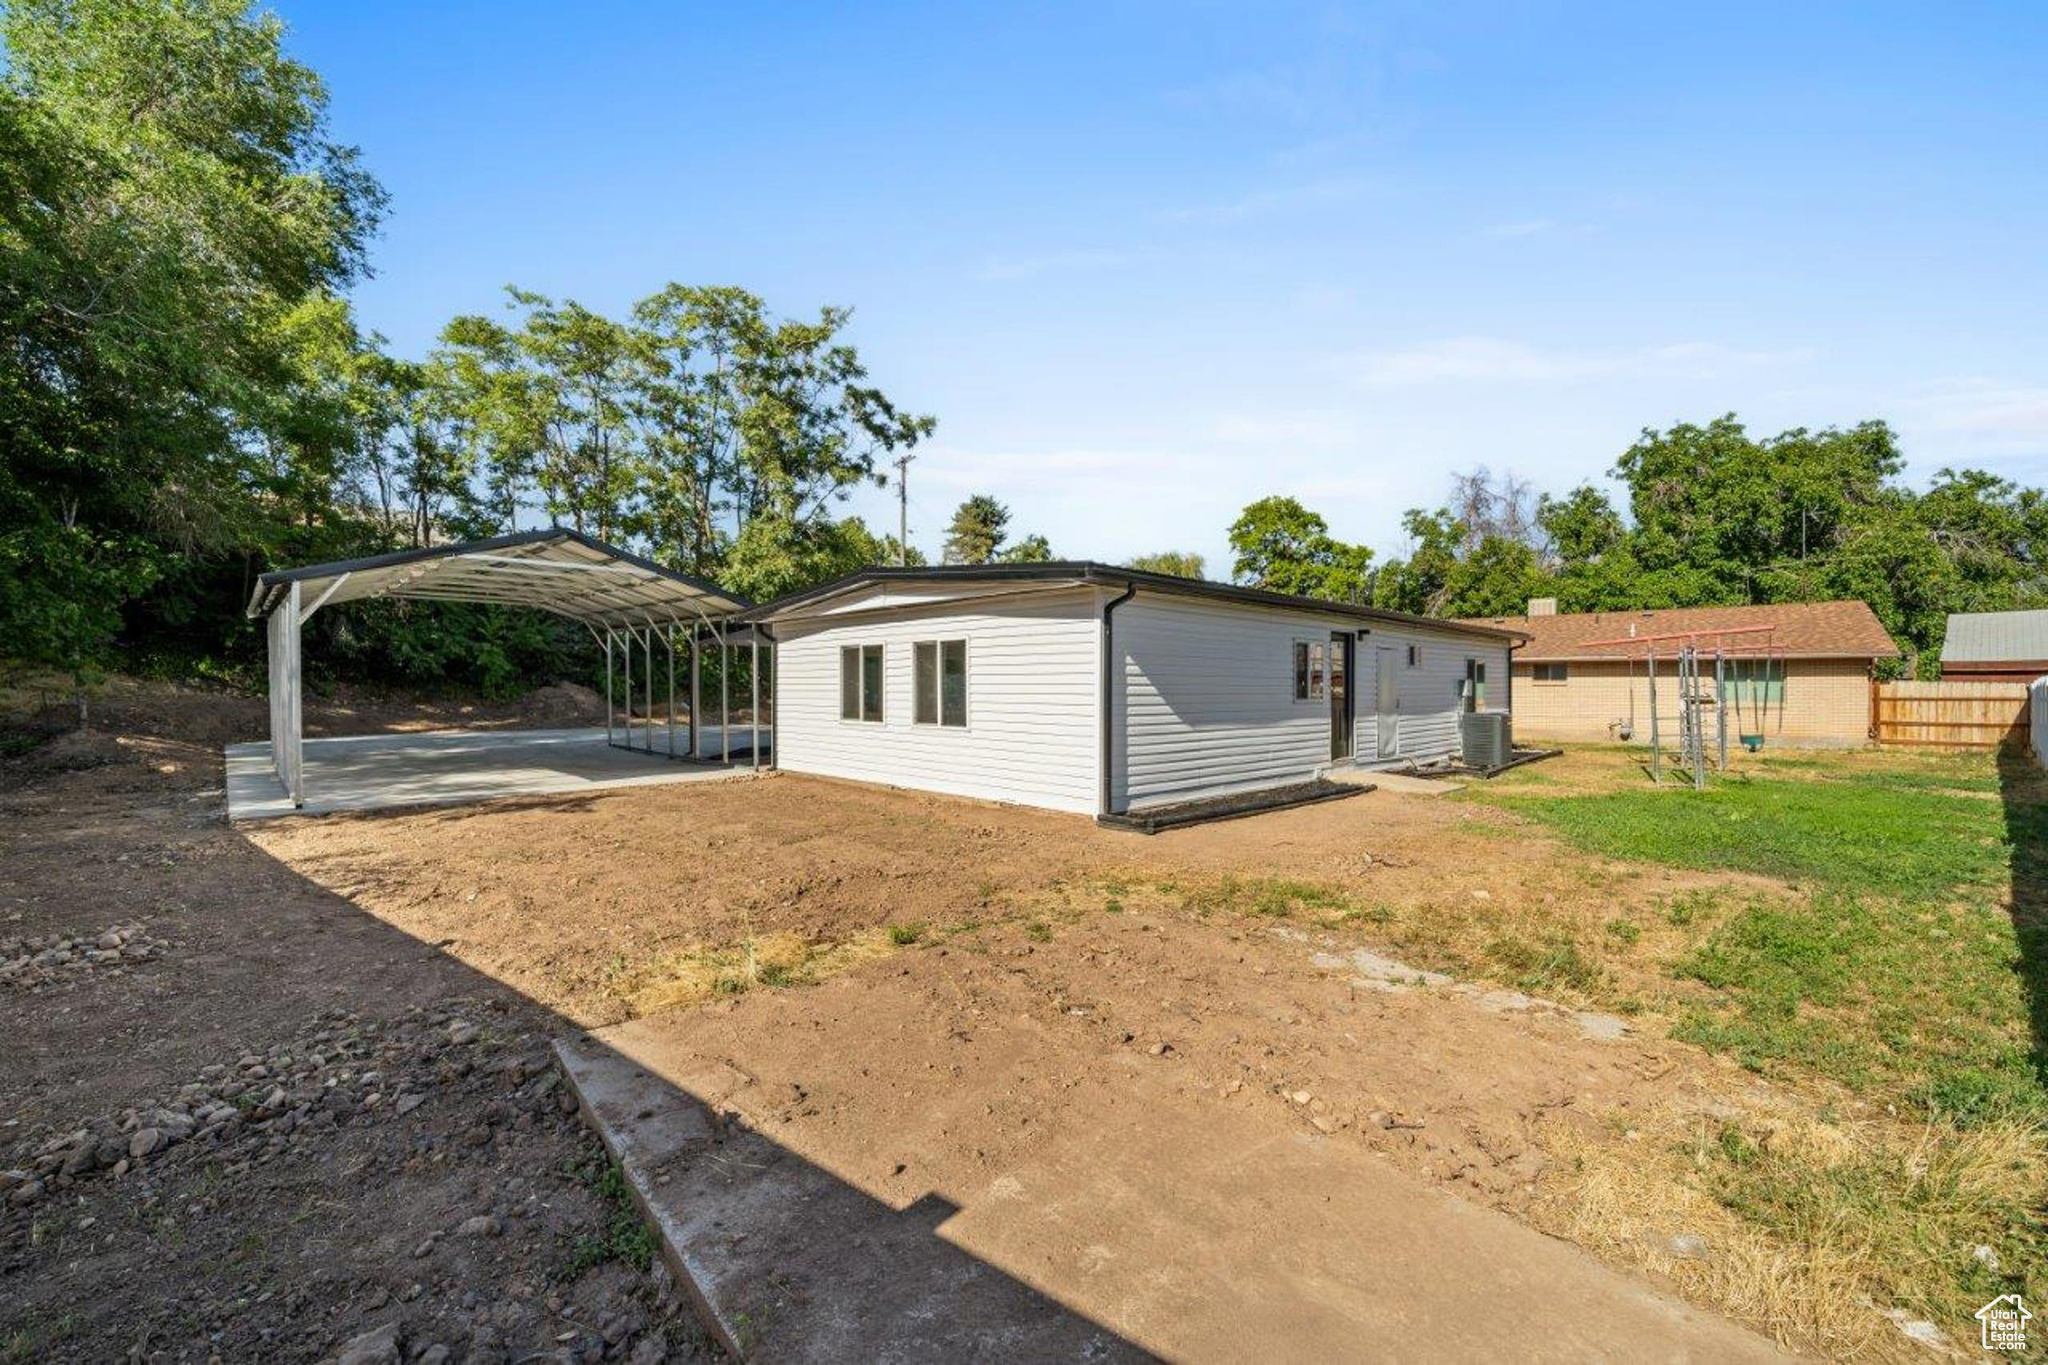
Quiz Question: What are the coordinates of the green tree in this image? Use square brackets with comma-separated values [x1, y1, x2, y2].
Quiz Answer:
[1227, 496, 1373, 602]
[944, 494, 1011, 563]
[999, 533, 1053, 563]
[1370, 509, 1462, 615]
[0, 0, 385, 695]
[1128, 551, 1205, 578]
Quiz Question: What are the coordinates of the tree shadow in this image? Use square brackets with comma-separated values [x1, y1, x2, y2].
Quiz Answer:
[0, 775, 1156, 1362]
[1995, 745, 2048, 1089]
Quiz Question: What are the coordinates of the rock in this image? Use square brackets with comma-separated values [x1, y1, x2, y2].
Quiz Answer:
[8, 1178, 43, 1207]
[396, 1093, 426, 1116]
[333, 1321, 403, 1365]
[416, 1348, 452, 1365]
[129, 1127, 165, 1159]
[1667, 1233, 1710, 1260]
[411, 1234, 440, 1259]
[1147, 1041, 1172, 1057]
[1376, 1111, 1426, 1130]
[1973, 1243, 2001, 1272]
[456, 1214, 502, 1239]
[447, 1022, 480, 1046]
[1289, 1090, 1312, 1105]
[626, 1333, 667, 1365]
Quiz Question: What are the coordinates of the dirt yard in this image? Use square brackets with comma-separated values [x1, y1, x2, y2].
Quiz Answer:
[5, 678, 2038, 1360]
[0, 681, 703, 1365]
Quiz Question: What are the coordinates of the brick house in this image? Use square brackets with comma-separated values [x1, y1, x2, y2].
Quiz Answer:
[1458, 600, 1900, 747]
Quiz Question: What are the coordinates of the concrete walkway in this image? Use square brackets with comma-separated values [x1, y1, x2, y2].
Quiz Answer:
[225, 726, 762, 819]
[558, 1004, 1790, 1363]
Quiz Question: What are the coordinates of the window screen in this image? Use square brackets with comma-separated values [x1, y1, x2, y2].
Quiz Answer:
[1293, 641, 1311, 700]
[1533, 662, 1568, 682]
[940, 640, 967, 726]
[913, 640, 967, 726]
[1407, 644, 1421, 668]
[842, 644, 884, 721]
[840, 646, 861, 721]
[914, 642, 938, 724]
[860, 644, 884, 721]
[1309, 642, 1326, 699]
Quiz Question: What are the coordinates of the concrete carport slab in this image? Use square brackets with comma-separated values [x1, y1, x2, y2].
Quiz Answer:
[224, 726, 761, 820]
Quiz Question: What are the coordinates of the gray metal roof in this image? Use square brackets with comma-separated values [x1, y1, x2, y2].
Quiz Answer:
[245, 528, 752, 628]
[1943, 609, 2048, 664]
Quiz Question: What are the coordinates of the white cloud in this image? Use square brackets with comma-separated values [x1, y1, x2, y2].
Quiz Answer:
[1351, 336, 1813, 388]
[1909, 378, 2048, 445]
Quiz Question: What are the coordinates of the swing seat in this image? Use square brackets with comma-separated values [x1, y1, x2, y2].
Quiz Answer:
[1739, 733, 1765, 753]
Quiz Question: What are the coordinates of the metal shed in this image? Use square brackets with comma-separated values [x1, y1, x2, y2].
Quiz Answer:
[243, 528, 761, 813]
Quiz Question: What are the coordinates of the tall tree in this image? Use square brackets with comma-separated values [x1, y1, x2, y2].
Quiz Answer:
[1228, 496, 1373, 602]
[0, 0, 385, 693]
[943, 494, 1011, 563]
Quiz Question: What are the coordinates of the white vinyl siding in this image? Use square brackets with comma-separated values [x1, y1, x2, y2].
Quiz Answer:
[1113, 596, 1515, 809]
[1354, 627, 1512, 762]
[773, 588, 1100, 814]
[1113, 596, 1349, 810]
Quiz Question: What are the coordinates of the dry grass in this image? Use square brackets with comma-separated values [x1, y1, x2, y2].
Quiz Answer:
[605, 926, 903, 1015]
[1534, 1094, 2046, 1360]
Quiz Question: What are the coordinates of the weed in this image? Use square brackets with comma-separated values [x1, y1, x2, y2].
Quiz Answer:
[888, 922, 925, 946]
[1484, 933, 1605, 996]
[1024, 920, 1052, 943]
[563, 1154, 660, 1277]
[1102, 898, 1124, 914]
[1604, 918, 1641, 946]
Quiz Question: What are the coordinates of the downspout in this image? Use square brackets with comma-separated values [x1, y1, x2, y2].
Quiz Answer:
[1099, 582, 1138, 817]
[755, 622, 777, 768]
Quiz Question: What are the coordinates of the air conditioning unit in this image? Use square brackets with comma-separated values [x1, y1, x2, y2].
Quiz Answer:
[1459, 710, 1512, 770]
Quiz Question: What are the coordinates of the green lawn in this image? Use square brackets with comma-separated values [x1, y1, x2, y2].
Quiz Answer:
[1474, 762, 2014, 902]
[1467, 749, 2048, 1121]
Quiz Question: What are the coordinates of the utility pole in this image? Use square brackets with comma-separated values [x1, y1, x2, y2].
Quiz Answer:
[892, 452, 914, 566]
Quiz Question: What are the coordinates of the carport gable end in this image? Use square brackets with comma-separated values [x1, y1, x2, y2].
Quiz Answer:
[742, 562, 1524, 821]
[246, 529, 754, 811]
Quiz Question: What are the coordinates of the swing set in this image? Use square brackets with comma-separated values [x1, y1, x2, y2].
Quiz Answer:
[1580, 623, 1784, 788]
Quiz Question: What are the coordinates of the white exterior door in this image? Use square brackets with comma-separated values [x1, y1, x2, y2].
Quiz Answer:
[1375, 646, 1399, 759]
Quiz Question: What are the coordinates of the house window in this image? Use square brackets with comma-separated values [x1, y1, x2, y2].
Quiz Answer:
[1293, 640, 1326, 700]
[1532, 662, 1568, 683]
[839, 644, 884, 722]
[1722, 659, 1785, 705]
[914, 639, 968, 726]
[1407, 644, 1421, 668]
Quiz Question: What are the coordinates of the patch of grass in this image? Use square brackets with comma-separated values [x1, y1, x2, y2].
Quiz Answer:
[1484, 932, 1605, 996]
[563, 1154, 659, 1277]
[1175, 874, 1350, 920]
[1536, 1101, 2047, 1357]
[1472, 766, 2009, 900]
[1023, 920, 1052, 943]
[609, 927, 900, 1015]
[887, 922, 925, 946]
[1667, 893, 2046, 1120]
[1604, 918, 1641, 946]
[1696, 1111, 2046, 1345]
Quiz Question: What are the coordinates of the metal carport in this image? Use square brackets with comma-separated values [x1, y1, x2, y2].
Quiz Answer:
[244, 528, 762, 811]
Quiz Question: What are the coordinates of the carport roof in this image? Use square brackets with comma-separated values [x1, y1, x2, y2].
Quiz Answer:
[245, 528, 751, 627]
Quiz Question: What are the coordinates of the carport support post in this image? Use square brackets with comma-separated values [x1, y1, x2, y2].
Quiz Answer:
[721, 639, 731, 766]
[667, 624, 676, 758]
[603, 628, 614, 746]
[750, 638, 760, 770]
[689, 628, 701, 759]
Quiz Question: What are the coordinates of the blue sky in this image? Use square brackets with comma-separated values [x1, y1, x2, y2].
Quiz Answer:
[281, 1, 2048, 574]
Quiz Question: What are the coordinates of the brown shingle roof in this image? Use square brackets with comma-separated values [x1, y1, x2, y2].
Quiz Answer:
[1456, 600, 1899, 662]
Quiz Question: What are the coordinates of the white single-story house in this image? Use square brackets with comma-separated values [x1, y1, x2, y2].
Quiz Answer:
[242, 536, 1521, 822]
[747, 562, 1523, 818]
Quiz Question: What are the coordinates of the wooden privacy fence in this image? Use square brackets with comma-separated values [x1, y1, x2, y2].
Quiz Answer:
[1872, 679, 2032, 750]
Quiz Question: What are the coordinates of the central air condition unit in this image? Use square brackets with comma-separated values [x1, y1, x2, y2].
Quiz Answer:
[1459, 710, 1512, 770]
